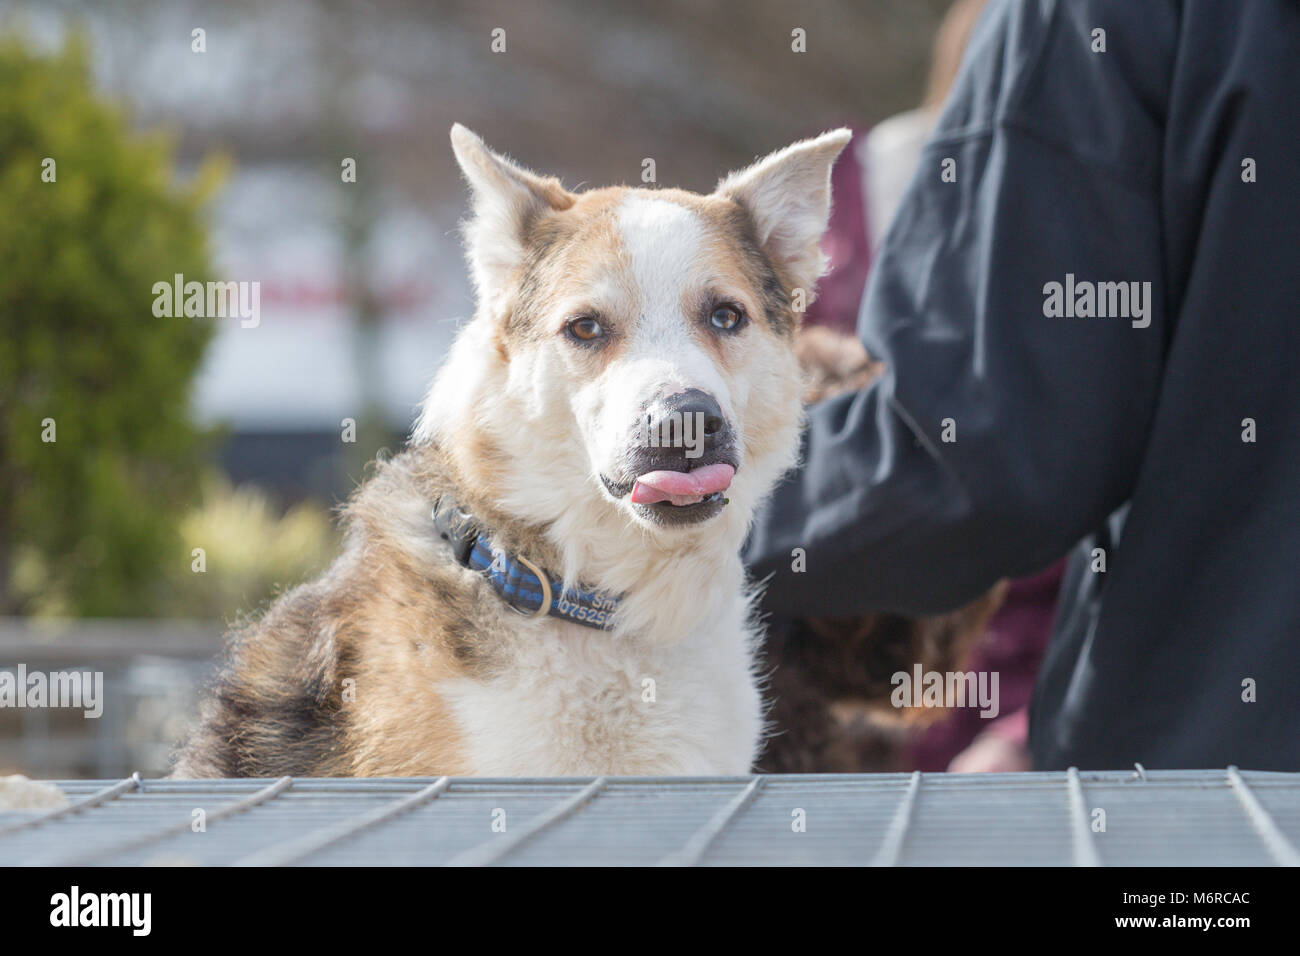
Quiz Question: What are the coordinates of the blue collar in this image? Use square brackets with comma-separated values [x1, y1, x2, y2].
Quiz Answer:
[431, 498, 621, 630]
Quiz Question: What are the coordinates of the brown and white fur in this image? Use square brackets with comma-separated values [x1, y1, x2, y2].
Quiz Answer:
[173, 125, 854, 777]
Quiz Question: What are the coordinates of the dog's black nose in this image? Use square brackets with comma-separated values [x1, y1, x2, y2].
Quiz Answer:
[640, 388, 730, 460]
[664, 388, 726, 437]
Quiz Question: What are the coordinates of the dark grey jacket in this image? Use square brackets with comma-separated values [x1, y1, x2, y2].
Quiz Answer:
[745, 0, 1300, 770]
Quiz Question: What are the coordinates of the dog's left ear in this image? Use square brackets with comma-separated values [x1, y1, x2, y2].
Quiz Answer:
[450, 124, 575, 312]
[715, 129, 852, 298]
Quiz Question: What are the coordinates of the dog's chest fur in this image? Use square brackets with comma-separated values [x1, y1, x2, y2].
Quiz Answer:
[383, 448, 764, 776]
[438, 602, 760, 776]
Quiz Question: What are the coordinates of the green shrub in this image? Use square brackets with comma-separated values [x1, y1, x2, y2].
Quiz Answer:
[160, 474, 339, 621]
[0, 31, 222, 616]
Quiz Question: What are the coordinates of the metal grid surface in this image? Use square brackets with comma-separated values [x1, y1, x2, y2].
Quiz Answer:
[2, 768, 1297, 866]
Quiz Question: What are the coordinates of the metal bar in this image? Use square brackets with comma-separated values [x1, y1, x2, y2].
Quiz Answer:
[0, 619, 223, 661]
[44, 776, 293, 866]
[445, 777, 606, 867]
[7, 771, 1297, 866]
[1066, 766, 1102, 867]
[232, 777, 452, 866]
[0, 773, 141, 839]
[658, 776, 764, 867]
[870, 771, 922, 867]
[1227, 766, 1300, 867]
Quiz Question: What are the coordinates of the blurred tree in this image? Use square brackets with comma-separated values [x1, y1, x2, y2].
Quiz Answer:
[0, 32, 221, 616]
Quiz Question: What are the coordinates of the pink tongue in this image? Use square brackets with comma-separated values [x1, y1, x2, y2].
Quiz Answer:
[630, 463, 735, 506]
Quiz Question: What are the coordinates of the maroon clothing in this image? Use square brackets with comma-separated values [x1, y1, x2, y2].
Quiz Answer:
[803, 127, 871, 336]
[908, 561, 1063, 770]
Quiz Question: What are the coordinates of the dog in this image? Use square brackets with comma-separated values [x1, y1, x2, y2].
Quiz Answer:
[758, 328, 1007, 772]
[173, 124, 856, 777]
[758, 0, 1010, 771]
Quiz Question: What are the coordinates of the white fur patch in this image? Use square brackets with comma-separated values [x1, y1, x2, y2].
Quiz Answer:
[438, 595, 762, 775]
[616, 196, 703, 328]
[607, 194, 732, 418]
[0, 775, 67, 810]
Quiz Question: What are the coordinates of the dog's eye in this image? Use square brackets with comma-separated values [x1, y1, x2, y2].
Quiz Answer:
[709, 304, 746, 332]
[566, 316, 604, 342]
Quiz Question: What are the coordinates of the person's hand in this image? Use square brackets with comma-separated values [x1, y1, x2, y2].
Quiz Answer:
[947, 728, 1032, 773]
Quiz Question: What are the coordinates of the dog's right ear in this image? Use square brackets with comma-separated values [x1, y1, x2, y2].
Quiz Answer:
[450, 124, 574, 312]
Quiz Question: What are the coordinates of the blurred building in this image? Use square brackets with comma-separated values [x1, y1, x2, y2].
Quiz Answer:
[5, 0, 946, 505]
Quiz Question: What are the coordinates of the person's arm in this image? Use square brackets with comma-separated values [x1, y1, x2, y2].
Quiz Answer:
[948, 707, 1032, 773]
[745, 0, 1179, 616]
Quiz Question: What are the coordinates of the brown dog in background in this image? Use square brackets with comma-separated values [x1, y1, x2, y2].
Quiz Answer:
[757, 327, 1005, 772]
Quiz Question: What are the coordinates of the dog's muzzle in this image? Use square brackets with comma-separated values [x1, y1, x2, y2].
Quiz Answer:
[601, 388, 738, 526]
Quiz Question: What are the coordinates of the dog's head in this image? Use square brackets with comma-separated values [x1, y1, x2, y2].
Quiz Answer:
[419, 124, 849, 551]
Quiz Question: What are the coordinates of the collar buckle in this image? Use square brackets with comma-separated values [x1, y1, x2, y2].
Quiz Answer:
[431, 498, 478, 566]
